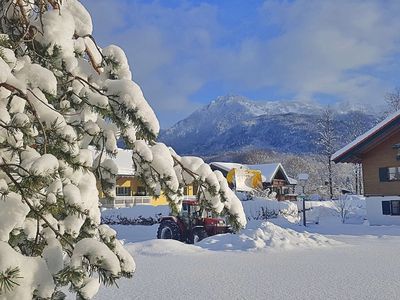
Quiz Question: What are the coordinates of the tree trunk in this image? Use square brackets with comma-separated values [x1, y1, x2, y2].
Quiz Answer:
[355, 164, 359, 194]
[328, 157, 333, 199]
[358, 164, 363, 195]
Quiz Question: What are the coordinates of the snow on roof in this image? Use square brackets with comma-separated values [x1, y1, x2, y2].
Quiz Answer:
[210, 162, 248, 172]
[288, 177, 298, 185]
[247, 163, 288, 183]
[332, 110, 400, 162]
[113, 149, 135, 175]
[92, 148, 135, 176]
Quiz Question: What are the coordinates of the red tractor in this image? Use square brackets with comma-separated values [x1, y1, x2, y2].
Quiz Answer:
[157, 199, 232, 244]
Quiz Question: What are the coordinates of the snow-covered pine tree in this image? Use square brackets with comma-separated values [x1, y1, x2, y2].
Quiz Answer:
[0, 1, 246, 299]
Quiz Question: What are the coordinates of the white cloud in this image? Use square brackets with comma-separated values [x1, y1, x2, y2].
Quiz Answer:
[83, 0, 220, 126]
[257, 0, 400, 102]
[82, 0, 400, 126]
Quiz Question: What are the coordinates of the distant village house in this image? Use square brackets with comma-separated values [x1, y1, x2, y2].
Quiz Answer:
[210, 162, 297, 201]
[332, 112, 400, 225]
[99, 149, 197, 208]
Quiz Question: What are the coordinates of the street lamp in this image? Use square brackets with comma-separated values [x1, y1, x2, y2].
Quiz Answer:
[298, 173, 309, 194]
[297, 173, 309, 226]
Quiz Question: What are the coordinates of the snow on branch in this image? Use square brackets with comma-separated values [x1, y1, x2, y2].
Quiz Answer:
[0, 0, 246, 299]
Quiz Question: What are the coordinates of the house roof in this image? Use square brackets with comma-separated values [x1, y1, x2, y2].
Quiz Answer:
[112, 149, 135, 176]
[247, 163, 286, 183]
[288, 176, 298, 185]
[92, 148, 135, 176]
[332, 110, 400, 163]
[209, 162, 247, 172]
[210, 161, 294, 184]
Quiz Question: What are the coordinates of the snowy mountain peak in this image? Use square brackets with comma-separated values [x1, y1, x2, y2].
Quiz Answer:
[201, 95, 325, 118]
[210, 94, 249, 105]
[159, 95, 376, 156]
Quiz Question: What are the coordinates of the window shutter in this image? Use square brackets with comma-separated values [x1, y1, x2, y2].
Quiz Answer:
[382, 201, 391, 215]
[379, 168, 389, 182]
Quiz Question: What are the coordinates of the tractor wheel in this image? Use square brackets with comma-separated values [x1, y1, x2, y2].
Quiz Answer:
[157, 220, 181, 241]
[189, 227, 208, 244]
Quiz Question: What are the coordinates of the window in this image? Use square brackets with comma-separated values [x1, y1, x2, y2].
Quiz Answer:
[379, 167, 400, 182]
[382, 200, 400, 215]
[392, 201, 400, 215]
[135, 186, 147, 196]
[389, 167, 400, 181]
[116, 187, 131, 196]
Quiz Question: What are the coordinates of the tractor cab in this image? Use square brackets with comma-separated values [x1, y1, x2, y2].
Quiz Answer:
[181, 200, 202, 218]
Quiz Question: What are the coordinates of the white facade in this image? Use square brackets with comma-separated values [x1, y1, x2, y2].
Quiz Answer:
[366, 196, 400, 226]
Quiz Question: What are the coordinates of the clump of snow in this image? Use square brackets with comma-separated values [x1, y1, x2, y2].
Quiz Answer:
[34, 9, 77, 69]
[102, 45, 132, 80]
[16, 63, 57, 95]
[71, 238, 121, 275]
[132, 140, 153, 162]
[42, 237, 63, 275]
[79, 278, 101, 300]
[0, 192, 29, 241]
[198, 221, 339, 251]
[150, 143, 179, 194]
[105, 79, 160, 136]
[27, 88, 67, 129]
[0, 241, 55, 299]
[62, 0, 93, 36]
[0, 57, 11, 83]
[30, 154, 59, 176]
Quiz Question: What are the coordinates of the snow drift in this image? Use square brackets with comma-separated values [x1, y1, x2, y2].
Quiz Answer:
[198, 221, 339, 251]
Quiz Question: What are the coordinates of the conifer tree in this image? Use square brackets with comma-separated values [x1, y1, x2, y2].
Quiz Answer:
[0, 1, 246, 299]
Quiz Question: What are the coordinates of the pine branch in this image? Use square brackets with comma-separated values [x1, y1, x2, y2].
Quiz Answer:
[0, 266, 22, 294]
[0, 164, 75, 249]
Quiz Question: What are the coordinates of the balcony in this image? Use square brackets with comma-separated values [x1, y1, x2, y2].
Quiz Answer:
[100, 195, 197, 208]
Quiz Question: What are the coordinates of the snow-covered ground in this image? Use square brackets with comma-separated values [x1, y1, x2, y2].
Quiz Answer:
[88, 199, 400, 299]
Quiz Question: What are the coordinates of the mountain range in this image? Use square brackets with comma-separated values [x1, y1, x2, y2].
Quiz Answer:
[158, 95, 377, 158]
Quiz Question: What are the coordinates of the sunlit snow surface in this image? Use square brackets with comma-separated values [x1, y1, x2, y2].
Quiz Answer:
[73, 200, 400, 300]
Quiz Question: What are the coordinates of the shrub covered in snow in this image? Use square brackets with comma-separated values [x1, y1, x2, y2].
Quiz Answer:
[0, 1, 245, 299]
[242, 198, 299, 222]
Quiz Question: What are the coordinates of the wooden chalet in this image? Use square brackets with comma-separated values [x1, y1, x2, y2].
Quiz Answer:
[332, 111, 400, 225]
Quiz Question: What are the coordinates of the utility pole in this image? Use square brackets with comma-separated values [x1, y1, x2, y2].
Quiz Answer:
[297, 173, 309, 227]
[302, 196, 306, 226]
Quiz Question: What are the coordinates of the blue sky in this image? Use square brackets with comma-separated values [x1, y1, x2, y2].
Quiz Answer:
[82, 0, 400, 128]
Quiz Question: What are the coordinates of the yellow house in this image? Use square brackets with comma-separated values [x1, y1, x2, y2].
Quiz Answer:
[98, 149, 197, 208]
[210, 161, 298, 201]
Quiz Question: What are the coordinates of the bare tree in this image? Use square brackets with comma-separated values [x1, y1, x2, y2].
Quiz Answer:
[383, 87, 400, 117]
[335, 195, 352, 223]
[316, 108, 337, 199]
